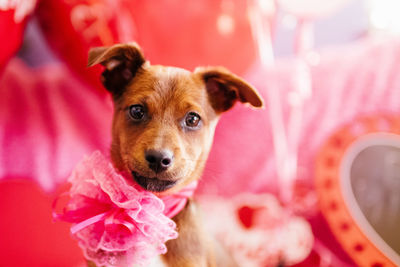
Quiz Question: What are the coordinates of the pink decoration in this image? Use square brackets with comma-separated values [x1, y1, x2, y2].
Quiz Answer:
[54, 151, 196, 267]
[248, 1, 315, 203]
[0, 59, 113, 191]
[278, 0, 353, 19]
[198, 194, 313, 266]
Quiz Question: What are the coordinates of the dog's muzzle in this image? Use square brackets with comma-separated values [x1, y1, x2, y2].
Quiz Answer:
[132, 171, 176, 192]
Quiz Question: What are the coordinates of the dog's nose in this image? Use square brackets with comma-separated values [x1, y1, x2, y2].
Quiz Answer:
[145, 149, 174, 173]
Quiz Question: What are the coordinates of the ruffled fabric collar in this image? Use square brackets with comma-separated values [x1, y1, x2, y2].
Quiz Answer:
[53, 151, 197, 267]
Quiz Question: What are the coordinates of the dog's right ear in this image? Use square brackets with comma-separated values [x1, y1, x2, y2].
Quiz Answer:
[87, 43, 146, 96]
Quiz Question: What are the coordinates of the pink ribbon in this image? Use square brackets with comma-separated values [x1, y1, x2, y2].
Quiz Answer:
[53, 194, 133, 234]
[71, 211, 108, 234]
[160, 181, 198, 218]
[54, 181, 198, 234]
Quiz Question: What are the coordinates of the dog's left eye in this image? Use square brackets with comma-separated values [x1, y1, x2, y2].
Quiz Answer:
[185, 112, 201, 128]
[129, 104, 146, 121]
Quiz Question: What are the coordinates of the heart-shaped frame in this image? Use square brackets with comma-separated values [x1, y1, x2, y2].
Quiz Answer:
[315, 115, 400, 267]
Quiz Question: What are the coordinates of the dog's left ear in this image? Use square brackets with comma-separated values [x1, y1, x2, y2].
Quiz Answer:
[195, 67, 264, 113]
[87, 43, 146, 96]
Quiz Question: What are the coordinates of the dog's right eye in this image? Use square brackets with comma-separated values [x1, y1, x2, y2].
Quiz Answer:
[185, 112, 201, 129]
[129, 104, 146, 121]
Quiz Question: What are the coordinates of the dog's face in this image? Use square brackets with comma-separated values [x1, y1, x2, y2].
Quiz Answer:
[88, 43, 263, 194]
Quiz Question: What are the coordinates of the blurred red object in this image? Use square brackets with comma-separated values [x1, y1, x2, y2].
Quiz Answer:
[0, 8, 29, 72]
[199, 194, 313, 267]
[315, 115, 400, 267]
[36, 0, 256, 91]
[0, 179, 84, 267]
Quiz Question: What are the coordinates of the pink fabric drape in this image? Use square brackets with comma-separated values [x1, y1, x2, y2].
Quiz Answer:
[0, 59, 112, 190]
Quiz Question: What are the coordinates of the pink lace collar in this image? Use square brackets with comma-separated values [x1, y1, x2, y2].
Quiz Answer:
[53, 151, 197, 267]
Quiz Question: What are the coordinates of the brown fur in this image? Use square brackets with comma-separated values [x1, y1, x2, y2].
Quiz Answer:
[88, 43, 264, 267]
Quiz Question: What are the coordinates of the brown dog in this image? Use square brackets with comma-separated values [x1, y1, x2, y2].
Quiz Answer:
[87, 43, 264, 267]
